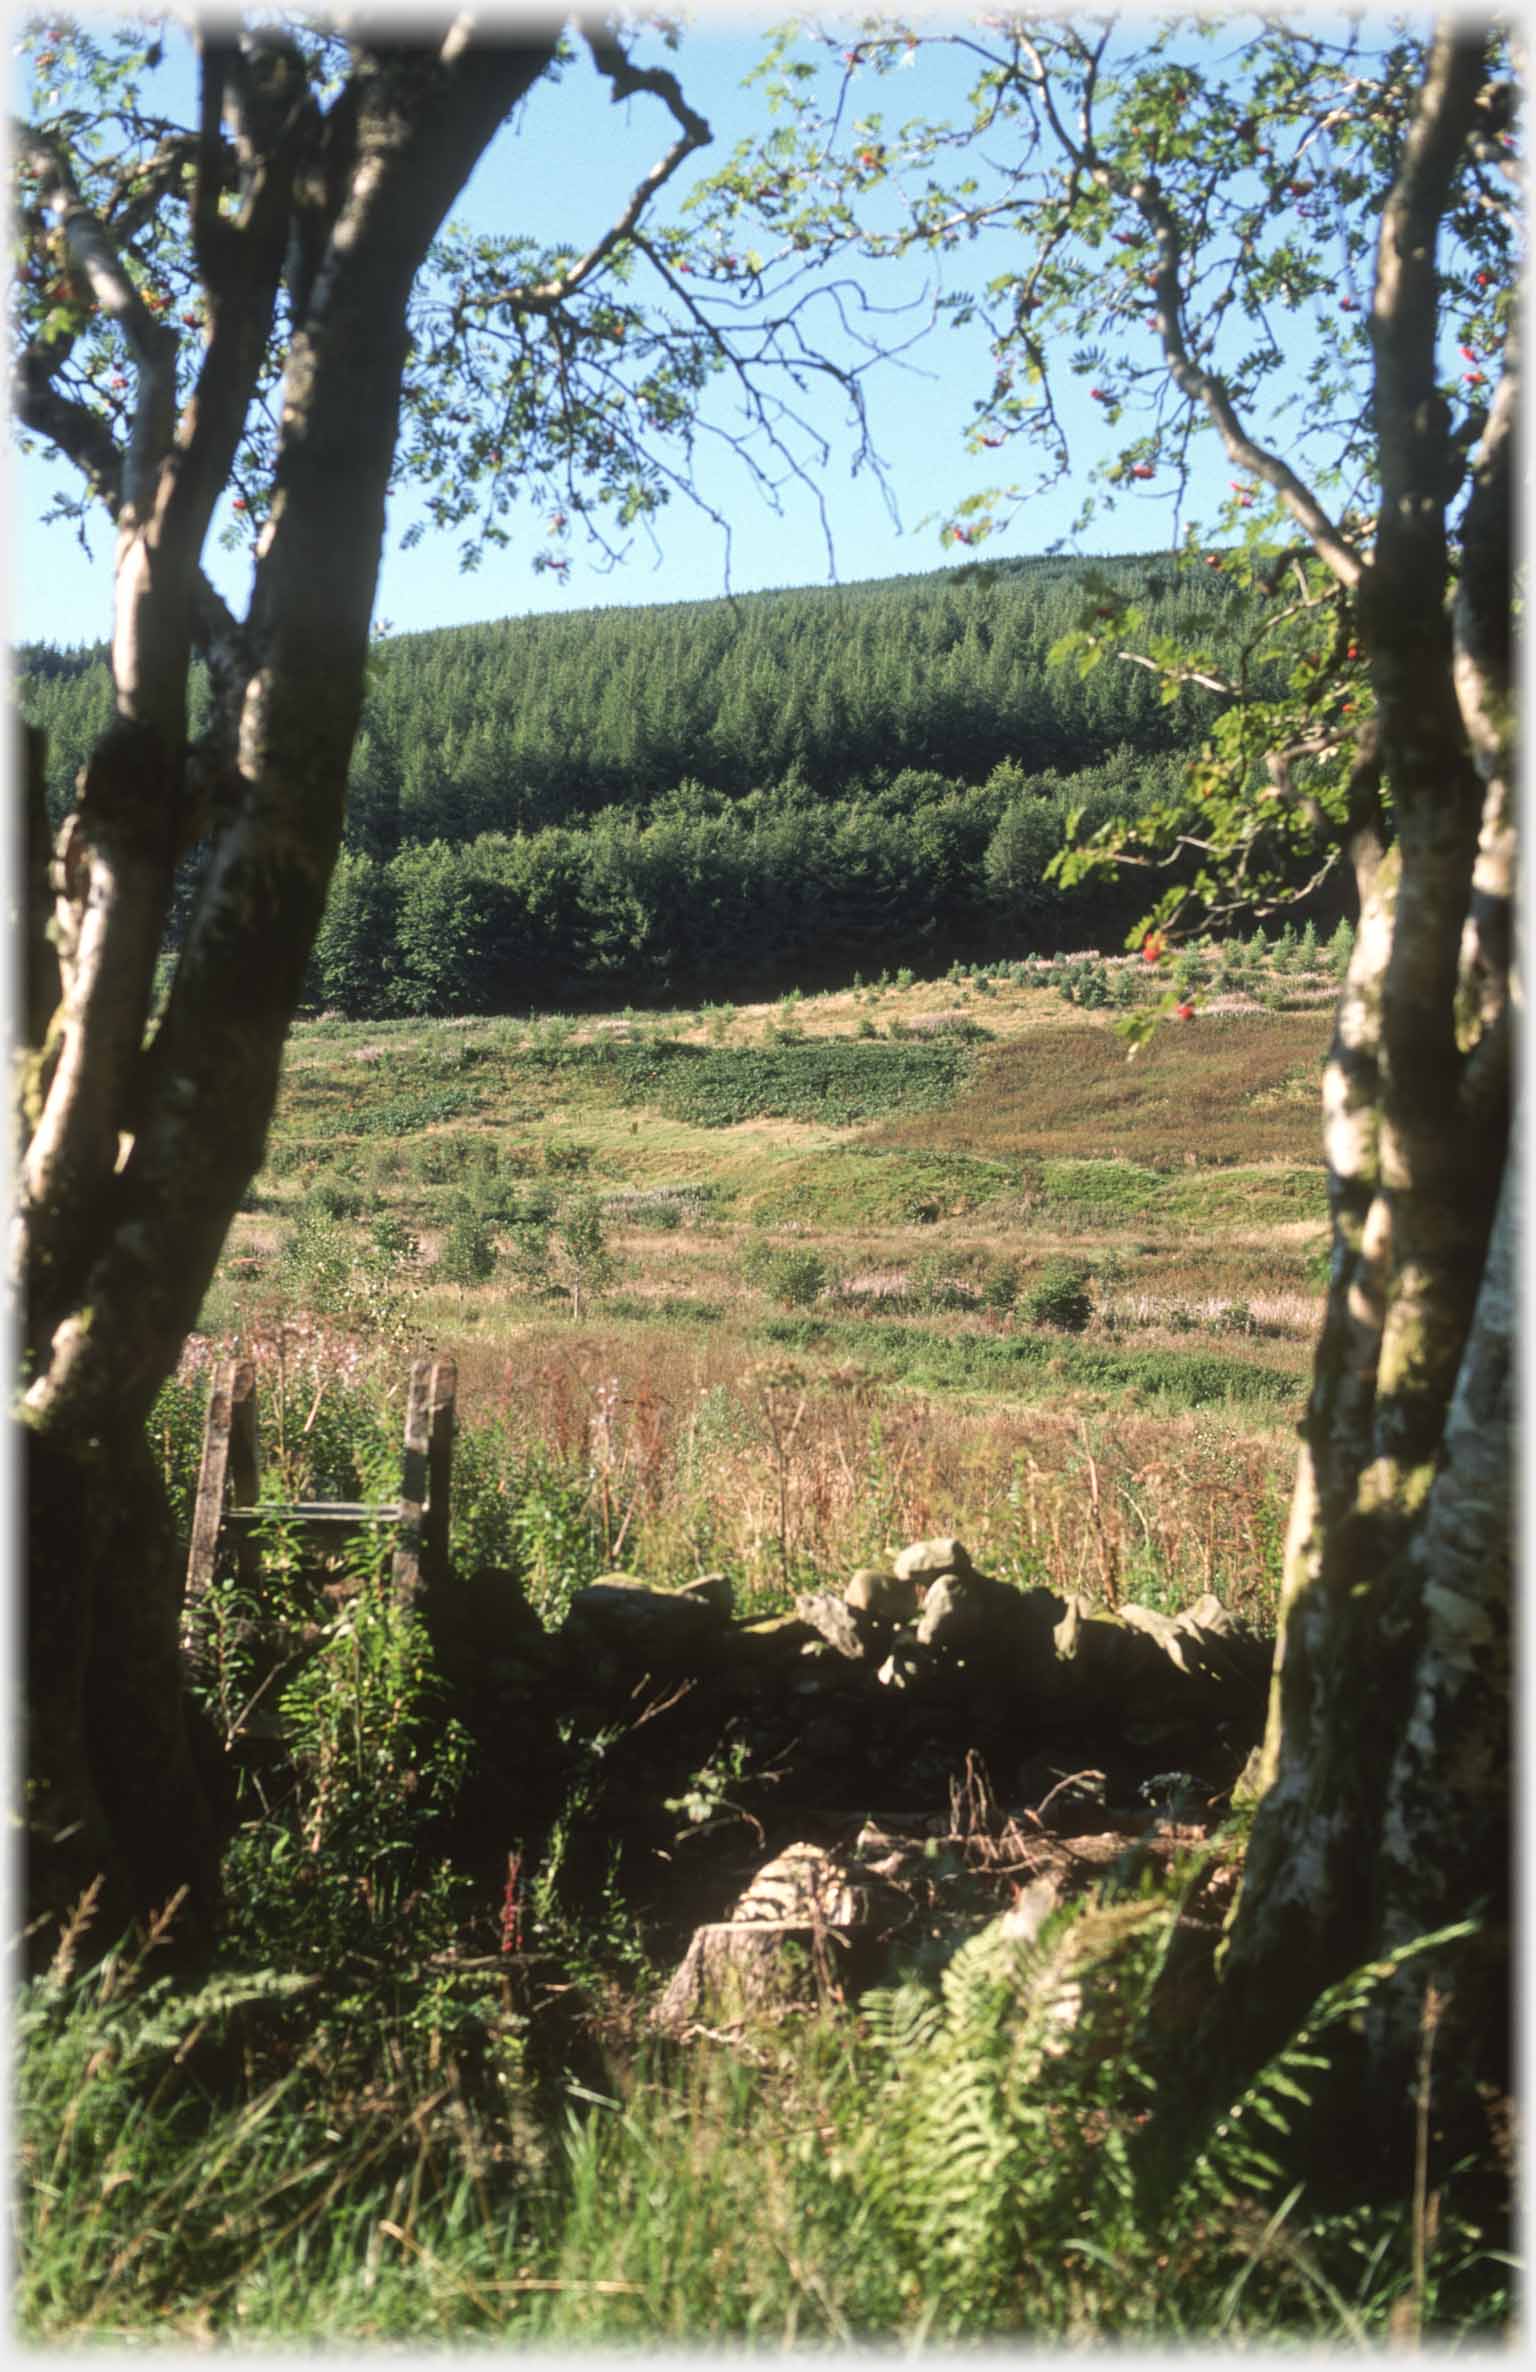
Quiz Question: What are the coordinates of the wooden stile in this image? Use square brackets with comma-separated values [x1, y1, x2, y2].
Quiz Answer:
[182, 1354, 457, 1644]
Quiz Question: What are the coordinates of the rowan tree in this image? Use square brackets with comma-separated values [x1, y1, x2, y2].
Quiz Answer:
[8, 7, 885, 1952]
[702, 10, 1518, 2150]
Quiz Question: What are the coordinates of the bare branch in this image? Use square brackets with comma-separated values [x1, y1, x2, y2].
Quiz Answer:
[1115, 648, 1234, 698]
[107, 131, 201, 247]
[482, 24, 712, 317]
[1117, 171, 1364, 590]
[10, 369, 124, 513]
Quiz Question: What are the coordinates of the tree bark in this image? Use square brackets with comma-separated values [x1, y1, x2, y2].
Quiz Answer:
[1209, 22, 1514, 2160]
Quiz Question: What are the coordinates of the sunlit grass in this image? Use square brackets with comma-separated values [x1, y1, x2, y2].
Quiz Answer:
[203, 958, 1329, 1621]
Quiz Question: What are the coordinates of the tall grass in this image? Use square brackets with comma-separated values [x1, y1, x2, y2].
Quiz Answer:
[158, 1334, 1293, 1621]
[22, 1355, 1513, 2345]
[18, 1847, 1511, 2343]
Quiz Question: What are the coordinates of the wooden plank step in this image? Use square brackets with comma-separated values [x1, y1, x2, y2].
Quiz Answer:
[224, 1501, 402, 1528]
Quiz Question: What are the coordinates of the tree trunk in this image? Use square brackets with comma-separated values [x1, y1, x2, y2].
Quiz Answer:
[1210, 40, 1515, 2159]
[23, 1423, 228, 1964]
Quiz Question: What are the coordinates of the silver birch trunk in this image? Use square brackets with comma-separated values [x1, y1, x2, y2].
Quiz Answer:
[1211, 33, 1515, 2147]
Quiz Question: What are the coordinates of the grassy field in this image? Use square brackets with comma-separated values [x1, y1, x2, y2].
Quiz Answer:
[188, 938, 1337, 1625]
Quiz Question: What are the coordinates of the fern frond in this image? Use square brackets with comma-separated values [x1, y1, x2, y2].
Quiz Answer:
[1182, 1917, 1481, 2212]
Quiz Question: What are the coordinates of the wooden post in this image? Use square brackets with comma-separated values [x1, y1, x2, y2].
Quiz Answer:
[422, 1355, 457, 1590]
[393, 1356, 456, 1606]
[228, 1359, 260, 1585]
[393, 1359, 430, 1608]
[183, 1357, 256, 1636]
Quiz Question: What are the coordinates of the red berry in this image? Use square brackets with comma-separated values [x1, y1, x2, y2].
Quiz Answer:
[232, 496, 248, 511]
[1176, 1001, 1195, 1020]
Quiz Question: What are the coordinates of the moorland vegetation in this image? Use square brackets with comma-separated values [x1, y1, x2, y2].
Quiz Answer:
[18, 941, 1513, 2343]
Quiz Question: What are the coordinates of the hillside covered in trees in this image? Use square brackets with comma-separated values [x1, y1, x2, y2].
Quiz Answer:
[20, 552, 1327, 1012]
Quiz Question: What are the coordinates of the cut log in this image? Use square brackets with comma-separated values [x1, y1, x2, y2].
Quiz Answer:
[652, 1919, 849, 2032]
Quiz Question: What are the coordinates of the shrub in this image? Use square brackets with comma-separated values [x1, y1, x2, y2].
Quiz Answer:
[556, 1191, 618, 1315]
[304, 1175, 364, 1220]
[468, 1172, 531, 1225]
[741, 1238, 827, 1309]
[505, 1217, 553, 1297]
[369, 1212, 421, 1265]
[773, 1250, 830, 1309]
[1060, 958, 1111, 1009]
[282, 1207, 356, 1309]
[980, 1258, 1021, 1313]
[1024, 1260, 1094, 1333]
[435, 1209, 498, 1284]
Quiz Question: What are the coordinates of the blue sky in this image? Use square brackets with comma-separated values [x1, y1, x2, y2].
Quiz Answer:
[10, 8, 1307, 648]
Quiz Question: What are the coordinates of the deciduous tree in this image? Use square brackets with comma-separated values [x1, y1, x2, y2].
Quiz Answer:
[9, 7, 877, 1950]
[708, 10, 1517, 2148]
